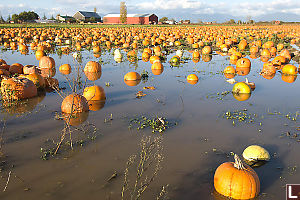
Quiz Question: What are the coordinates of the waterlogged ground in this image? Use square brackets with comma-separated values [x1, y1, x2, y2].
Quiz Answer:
[0, 46, 299, 200]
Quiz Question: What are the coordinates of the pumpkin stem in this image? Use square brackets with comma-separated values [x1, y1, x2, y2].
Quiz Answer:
[234, 154, 246, 170]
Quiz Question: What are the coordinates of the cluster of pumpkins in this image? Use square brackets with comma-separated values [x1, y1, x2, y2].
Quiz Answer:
[0, 56, 58, 102]
[0, 55, 106, 125]
[214, 145, 270, 199]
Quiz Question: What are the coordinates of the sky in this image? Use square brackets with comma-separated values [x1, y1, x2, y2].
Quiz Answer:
[0, 0, 299, 22]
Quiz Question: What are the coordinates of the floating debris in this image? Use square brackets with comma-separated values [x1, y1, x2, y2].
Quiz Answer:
[136, 91, 147, 98]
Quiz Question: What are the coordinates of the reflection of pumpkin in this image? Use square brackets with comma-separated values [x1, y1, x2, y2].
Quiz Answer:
[214, 154, 260, 199]
[83, 85, 106, 101]
[1, 77, 37, 100]
[187, 80, 198, 85]
[202, 54, 212, 62]
[261, 73, 275, 80]
[281, 74, 297, 83]
[88, 100, 106, 111]
[61, 94, 89, 114]
[63, 112, 89, 126]
[233, 92, 251, 101]
[85, 71, 102, 81]
[151, 61, 163, 70]
[192, 57, 200, 63]
[151, 67, 164, 75]
[236, 67, 250, 76]
[124, 80, 141, 86]
[1, 93, 45, 115]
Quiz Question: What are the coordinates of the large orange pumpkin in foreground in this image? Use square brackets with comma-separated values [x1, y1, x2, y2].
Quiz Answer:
[61, 94, 89, 114]
[214, 154, 260, 199]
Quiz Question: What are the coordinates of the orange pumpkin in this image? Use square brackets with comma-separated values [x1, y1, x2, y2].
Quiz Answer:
[151, 61, 163, 70]
[223, 66, 236, 74]
[282, 64, 297, 75]
[22, 73, 46, 88]
[1, 77, 37, 100]
[61, 94, 89, 114]
[236, 58, 251, 68]
[149, 55, 160, 64]
[59, 64, 71, 75]
[281, 74, 297, 83]
[35, 50, 44, 60]
[261, 61, 276, 75]
[88, 100, 106, 111]
[124, 72, 141, 81]
[39, 56, 55, 70]
[202, 46, 212, 54]
[236, 67, 251, 76]
[23, 65, 38, 74]
[214, 154, 260, 199]
[84, 61, 101, 73]
[83, 85, 106, 101]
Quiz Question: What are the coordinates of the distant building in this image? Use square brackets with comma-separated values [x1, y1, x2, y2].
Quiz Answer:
[179, 20, 190, 24]
[56, 15, 74, 22]
[164, 20, 176, 24]
[35, 19, 56, 23]
[103, 14, 158, 25]
[73, 11, 101, 22]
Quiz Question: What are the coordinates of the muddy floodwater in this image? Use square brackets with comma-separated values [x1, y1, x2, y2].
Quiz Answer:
[0, 47, 299, 200]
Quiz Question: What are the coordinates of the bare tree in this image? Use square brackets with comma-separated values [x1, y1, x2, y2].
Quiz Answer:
[120, 1, 127, 24]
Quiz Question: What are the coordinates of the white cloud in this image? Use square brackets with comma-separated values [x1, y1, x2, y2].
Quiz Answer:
[0, 0, 299, 21]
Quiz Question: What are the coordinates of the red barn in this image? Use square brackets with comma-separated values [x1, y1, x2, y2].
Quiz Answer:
[103, 14, 158, 25]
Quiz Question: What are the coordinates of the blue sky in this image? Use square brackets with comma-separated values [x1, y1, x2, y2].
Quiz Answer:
[0, 0, 299, 22]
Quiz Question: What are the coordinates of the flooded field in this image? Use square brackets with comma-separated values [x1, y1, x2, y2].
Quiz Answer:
[0, 26, 299, 200]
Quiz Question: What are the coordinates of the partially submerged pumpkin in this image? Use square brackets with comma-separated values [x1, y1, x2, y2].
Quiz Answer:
[61, 94, 89, 114]
[242, 145, 270, 162]
[83, 85, 106, 101]
[214, 154, 260, 199]
[1, 77, 37, 100]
